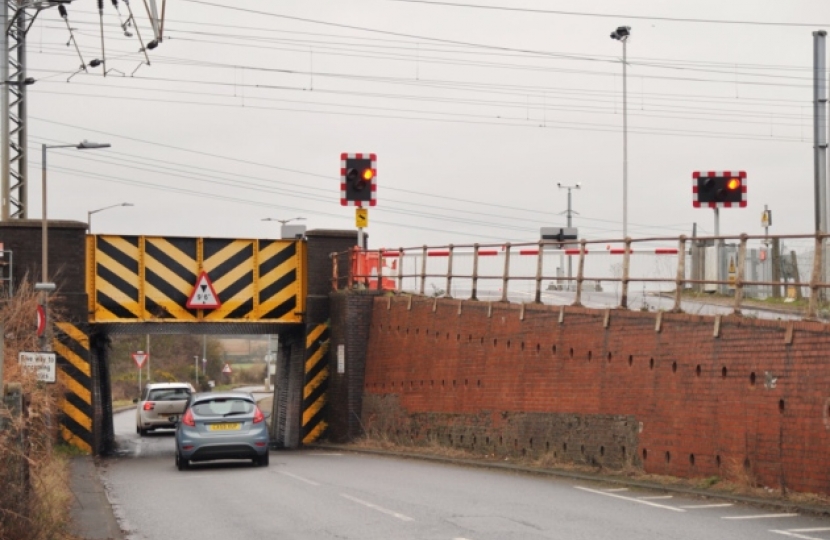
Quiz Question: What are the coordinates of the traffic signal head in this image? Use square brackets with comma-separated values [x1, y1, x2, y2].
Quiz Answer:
[693, 171, 747, 208]
[341, 153, 377, 207]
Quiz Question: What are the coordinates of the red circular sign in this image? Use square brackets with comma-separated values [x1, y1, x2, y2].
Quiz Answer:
[36, 305, 46, 337]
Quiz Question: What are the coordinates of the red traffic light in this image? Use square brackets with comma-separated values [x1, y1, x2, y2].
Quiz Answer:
[693, 171, 747, 208]
[341, 153, 377, 207]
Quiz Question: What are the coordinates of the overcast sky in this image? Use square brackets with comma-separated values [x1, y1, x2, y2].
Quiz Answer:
[23, 0, 830, 250]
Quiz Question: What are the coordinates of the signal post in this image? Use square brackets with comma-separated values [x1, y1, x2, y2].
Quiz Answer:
[340, 153, 377, 249]
[692, 170, 747, 293]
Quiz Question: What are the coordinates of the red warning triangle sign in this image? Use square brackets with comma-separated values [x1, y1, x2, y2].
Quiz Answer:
[186, 271, 222, 309]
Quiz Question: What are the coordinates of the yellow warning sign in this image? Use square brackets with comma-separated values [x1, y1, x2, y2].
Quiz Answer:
[356, 208, 368, 228]
[727, 256, 736, 289]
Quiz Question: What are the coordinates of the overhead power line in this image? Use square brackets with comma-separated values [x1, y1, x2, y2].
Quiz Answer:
[386, 0, 829, 28]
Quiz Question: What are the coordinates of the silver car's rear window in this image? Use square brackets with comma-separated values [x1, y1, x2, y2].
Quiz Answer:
[192, 398, 254, 417]
[148, 388, 191, 401]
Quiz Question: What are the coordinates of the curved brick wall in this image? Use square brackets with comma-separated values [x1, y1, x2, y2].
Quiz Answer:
[362, 295, 830, 495]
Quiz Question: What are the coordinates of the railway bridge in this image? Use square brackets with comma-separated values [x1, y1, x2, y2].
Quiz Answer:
[2, 220, 355, 454]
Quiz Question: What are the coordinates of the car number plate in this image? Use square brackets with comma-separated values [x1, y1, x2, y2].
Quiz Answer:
[208, 423, 242, 431]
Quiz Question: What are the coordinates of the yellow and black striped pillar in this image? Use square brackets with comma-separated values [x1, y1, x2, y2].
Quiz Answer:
[53, 322, 93, 454]
[302, 323, 330, 444]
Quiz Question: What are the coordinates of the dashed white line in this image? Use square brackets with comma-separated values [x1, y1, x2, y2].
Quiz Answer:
[722, 513, 799, 520]
[637, 496, 674, 500]
[770, 528, 830, 540]
[574, 486, 685, 512]
[278, 471, 320, 486]
[340, 494, 415, 522]
[680, 503, 734, 509]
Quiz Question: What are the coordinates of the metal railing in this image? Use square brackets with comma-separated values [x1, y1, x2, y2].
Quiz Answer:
[331, 232, 830, 319]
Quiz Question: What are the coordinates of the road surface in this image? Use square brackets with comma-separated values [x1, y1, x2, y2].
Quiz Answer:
[104, 410, 830, 540]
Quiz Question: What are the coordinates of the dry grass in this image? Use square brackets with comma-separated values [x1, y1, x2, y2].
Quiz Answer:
[0, 278, 78, 540]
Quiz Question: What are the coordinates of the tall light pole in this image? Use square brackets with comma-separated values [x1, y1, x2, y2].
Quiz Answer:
[557, 182, 581, 288]
[40, 140, 111, 350]
[88, 202, 133, 232]
[262, 216, 306, 240]
[610, 26, 631, 240]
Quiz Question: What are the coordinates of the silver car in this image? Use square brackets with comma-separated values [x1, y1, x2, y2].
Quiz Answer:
[175, 391, 270, 470]
[135, 382, 195, 436]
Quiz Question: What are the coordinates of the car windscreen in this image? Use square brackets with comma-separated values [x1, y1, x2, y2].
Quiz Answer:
[191, 398, 254, 417]
[148, 388, 192, 401]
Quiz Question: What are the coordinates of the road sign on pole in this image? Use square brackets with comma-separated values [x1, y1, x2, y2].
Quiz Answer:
[355, 207, 368, 228]
[132, 351, 148, 369]
[18, 352, 56, 383]
[36, 304, 45, 337]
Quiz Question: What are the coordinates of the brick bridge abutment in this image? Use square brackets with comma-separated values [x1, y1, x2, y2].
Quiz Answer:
[328, 293, 830, 497]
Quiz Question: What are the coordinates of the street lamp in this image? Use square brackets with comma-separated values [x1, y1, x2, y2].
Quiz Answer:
[262, 217, 307, 240]
[610, 25, 631, 240]
[261, 217, 306, 225]
[88, 202, 133, 231]
[40, 140, 111, 350]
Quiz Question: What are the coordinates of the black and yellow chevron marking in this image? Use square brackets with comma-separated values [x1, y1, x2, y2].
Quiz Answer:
[91, 235, 141, 321]
[258, 240, 301, 320]
[87, 235, 305, 323]
[144, 237, 199, 321]
[204, 238, 254, 321]
[302, 323, 329, 444]
[54, 322, 93, 454]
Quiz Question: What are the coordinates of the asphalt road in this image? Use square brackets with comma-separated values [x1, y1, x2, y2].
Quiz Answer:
[104, 410, 830, 540]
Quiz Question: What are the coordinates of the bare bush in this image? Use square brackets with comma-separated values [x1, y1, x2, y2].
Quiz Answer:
[0, 277, 76, 540]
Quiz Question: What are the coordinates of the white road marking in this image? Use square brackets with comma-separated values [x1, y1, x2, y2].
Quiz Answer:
[340, 494, 415, 522]
[722, 514, 799, 520]
[604, 488, 630, 492]
[574, 486, 685, 512]
[278, 471, 320, 486]
[637, 496, 674, 500]
[308, 452, 343, 456]
[680, 503, 734, 509]
[770, 529, 830, 540]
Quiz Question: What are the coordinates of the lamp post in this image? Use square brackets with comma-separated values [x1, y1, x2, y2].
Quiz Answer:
[262, 217, 306, 240]
[262, 217, 305, 225]
[610, 25, 631, 240]
[557, 182, 581, 288]
[40, 140, 111, 350]
[88, 202, 133, 232]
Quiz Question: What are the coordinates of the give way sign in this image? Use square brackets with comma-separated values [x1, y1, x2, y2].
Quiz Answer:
[132, 351, 149, 369]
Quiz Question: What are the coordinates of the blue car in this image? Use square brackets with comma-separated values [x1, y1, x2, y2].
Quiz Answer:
[175, 391, 270, 470]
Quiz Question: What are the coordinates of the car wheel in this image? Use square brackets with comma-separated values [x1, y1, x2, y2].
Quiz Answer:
[138, 427, 146, 437]
[256, 452, 270, 467]
[176, 452, 189, 471]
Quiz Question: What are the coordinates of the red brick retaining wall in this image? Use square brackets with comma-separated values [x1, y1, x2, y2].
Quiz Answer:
[362, 296, 830, 495]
